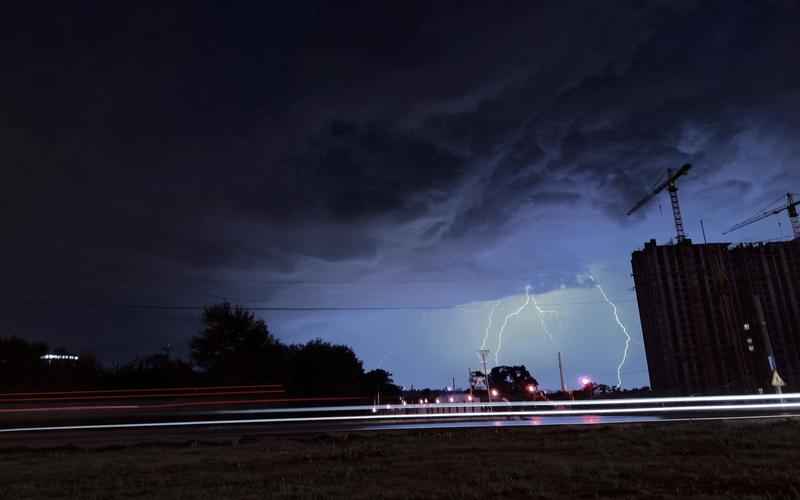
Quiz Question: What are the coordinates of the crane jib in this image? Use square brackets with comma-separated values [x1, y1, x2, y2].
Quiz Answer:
[626, 164, 692, 217]
[723, 194, 800, 236]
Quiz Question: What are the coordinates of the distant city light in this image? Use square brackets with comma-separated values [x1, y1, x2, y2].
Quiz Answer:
[526, 384, 536, 393]
[40, 354, 79, 361]
[580, 376, 592, 386]
[490, 389, 499, 397]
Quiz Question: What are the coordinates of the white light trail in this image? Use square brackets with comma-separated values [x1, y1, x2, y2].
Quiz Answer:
[591, 276, 632, 389]
[494, 285, 532, 365]
[209, 392, 800, 414]
[3, 401, 799, 433]
[0, 405, 139, 414]
[480, 300, 500, 351]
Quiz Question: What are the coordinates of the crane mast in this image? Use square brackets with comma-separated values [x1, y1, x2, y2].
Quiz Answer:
[788, 193, 800, 239]
[667, 172, 687, 243]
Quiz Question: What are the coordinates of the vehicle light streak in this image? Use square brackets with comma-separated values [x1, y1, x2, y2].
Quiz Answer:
[1, 396, 366, 414]
[209, 392, 800, 415]
[0, 389, 284, 403]
[0, 384, 283, 397]
[495, 285, 532, 365]
[3, 401, 799, 433]
[354, 413, 800, 432]
[0, 405, 139, 414]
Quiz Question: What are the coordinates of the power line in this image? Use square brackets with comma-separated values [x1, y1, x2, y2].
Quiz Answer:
[8, 300, 455, 312]
[9, 297, 637, 312]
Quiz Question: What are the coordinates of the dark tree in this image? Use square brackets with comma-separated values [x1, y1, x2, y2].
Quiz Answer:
[0, 336, 49, 390]
[362, 368, 402, 401]
[489, 365, 539, 398]
[190, 302, 282, 384]
[110, 353, 196, 388]
[287, 339, 365, 396]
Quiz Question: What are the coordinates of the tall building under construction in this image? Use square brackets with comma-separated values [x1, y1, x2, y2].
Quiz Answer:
[632, 238, 800, 395]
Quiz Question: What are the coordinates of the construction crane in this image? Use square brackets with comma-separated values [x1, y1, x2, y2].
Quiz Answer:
[627, 163, 692, 243]
[723, 193, 800, 240]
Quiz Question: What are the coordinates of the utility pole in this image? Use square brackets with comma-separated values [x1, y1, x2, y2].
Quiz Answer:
[558, 352, 567, 393]
[478, 349, 492, 402]
[754, 294, 785, 397]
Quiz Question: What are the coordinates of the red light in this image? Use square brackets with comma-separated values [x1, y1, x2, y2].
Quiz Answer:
[526, 384, 536, 393]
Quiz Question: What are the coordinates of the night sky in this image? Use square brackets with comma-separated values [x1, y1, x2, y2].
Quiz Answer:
[3, 2, 800, 390]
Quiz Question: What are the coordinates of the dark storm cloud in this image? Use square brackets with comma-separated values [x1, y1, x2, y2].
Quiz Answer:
[276, 120, 467, 222]
[2, 1, 800, 362]
[404, 1, 800, 231]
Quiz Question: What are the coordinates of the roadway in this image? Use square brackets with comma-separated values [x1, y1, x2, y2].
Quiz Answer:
[1, 386, 797, 448]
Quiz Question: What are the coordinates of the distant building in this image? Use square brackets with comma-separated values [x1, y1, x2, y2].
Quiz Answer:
[631, 239, 779, 395]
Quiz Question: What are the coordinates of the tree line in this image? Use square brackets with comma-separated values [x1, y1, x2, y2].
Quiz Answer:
[0, 302, 400, 399]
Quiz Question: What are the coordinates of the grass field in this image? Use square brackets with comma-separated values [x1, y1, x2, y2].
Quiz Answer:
[2, 419, 800, 499]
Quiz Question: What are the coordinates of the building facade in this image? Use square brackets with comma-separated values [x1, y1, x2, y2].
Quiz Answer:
[631, 239, 772, 395]
[730, 239, 800, 390]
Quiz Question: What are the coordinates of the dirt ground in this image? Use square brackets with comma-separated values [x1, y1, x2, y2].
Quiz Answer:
[2, 419, 800, 499]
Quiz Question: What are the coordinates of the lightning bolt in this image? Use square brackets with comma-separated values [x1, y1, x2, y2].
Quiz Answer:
[530, 294, 556, 343]
[591, 276, 631, 389]
[494, 285, 532, 365]
[480, 300, 500, 351]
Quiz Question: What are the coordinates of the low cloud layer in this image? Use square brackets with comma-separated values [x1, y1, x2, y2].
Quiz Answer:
[3, 2, 799, 385]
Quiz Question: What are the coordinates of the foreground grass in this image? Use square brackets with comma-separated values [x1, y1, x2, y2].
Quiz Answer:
[2, 419, 800, 499]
